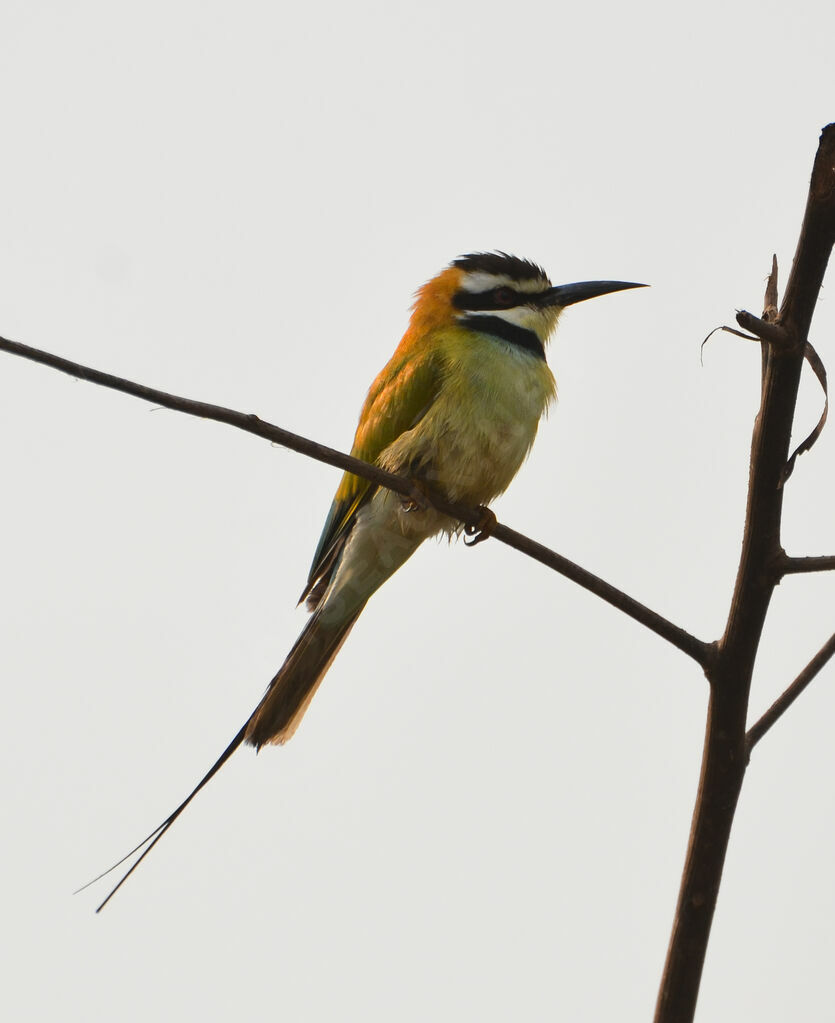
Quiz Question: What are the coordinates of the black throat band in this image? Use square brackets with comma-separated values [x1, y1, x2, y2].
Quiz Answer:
[464, 315, 546, 361]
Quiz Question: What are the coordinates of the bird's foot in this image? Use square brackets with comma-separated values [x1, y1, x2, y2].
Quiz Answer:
[400, 479, 430, 513]
[464, 506, 497, 547]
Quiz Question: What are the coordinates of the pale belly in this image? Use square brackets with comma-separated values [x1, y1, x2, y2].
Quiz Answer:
[324, 344, 554, 618]
[380, 340, 555, 507]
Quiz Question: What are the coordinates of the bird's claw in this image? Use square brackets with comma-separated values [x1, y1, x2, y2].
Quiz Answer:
[400, 479, 430, 513]
[464, 506, 497, 547]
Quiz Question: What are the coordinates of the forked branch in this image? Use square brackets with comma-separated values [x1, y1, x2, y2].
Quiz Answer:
[654, 122, 835, 1023]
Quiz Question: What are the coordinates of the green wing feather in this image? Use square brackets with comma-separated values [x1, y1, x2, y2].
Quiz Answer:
[301, 341, 444, 606]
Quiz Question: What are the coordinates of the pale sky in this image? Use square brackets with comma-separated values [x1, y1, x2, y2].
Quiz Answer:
[2, 2, 834, 1021]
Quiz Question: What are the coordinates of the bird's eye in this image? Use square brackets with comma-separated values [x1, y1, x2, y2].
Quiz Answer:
[493, 287, 517, 307]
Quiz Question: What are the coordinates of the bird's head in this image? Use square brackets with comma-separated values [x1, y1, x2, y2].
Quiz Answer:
[408, 251, 645, 358]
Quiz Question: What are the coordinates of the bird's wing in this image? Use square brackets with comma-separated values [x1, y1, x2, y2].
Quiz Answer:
[300, 340, 444, 606]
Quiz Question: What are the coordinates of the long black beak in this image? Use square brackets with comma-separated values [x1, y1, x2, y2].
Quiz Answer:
[536, 280, 647, 308]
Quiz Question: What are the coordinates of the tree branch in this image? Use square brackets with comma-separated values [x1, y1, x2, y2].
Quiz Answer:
[734, 309, 792, 349]
[0, 334, 710, 666]
[780, 554, 835, 574]
[654, 122, 835, 1023]
[484, 521, 710, 665]
[746, 631, 835, 751]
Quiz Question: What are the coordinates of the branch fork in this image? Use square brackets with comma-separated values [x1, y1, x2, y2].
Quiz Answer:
[655, 123, 835, 1023]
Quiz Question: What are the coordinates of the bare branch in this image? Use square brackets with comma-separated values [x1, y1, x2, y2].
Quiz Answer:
[486, 522, 710, 665]
[734, 309, 792, 348]
[0, 334, 710, 666]
[0, 335, 421, 502]
[655, 122, 835, 1023]
[746, 632, 835, 751]
[780, 554, 835, 575]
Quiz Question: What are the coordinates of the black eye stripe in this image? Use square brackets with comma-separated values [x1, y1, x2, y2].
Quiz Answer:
[453, 287, 527, 311]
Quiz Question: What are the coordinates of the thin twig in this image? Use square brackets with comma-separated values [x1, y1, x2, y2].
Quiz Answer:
[0, 334, 710, 666]
[780, 554, 835, 574]
[488, 522, 710, 665]
[746, 631, 835, 751]
[0, 336, 421, 502]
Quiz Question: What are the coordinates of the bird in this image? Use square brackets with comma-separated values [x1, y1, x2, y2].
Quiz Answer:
[85, 251, 644, 909]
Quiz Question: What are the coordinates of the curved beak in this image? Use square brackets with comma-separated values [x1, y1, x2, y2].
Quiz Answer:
[536, 280, 648, 308]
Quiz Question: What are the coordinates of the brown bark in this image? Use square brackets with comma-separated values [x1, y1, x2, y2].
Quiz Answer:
[654, 123, 835, 1023]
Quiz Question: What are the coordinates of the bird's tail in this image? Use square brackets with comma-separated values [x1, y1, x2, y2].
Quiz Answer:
[80, 607, 361, 911]
[245, 607, 361, 748]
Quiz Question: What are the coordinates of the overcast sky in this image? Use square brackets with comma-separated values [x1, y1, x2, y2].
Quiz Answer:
[2, 2, 834, 1021]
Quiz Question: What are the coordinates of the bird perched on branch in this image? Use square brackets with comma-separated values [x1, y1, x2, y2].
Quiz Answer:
[87, 251, 644, 909]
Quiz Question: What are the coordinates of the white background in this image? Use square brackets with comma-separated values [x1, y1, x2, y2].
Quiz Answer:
[1, 2, 833, 1020]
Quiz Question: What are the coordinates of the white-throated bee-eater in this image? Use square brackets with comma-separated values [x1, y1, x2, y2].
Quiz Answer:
[88, 252, 644, 909]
